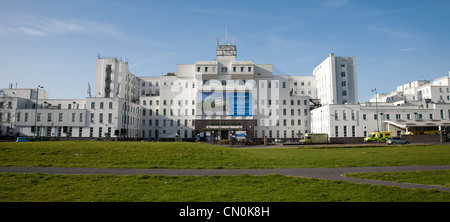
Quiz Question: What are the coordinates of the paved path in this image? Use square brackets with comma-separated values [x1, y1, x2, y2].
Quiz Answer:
[1, 165, 450, 192]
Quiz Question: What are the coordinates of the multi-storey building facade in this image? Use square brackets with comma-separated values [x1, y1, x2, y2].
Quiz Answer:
[313, 53, 358, 105]
[311, 75, 450, 138]
[2, 40, 448, 141]
[0, 41, 320, 141]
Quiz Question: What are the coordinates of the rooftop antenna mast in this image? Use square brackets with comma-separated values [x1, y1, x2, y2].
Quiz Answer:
[225, 27, 227, 44]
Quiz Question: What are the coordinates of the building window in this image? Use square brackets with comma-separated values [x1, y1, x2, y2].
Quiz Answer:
[58, 113, 63, 122]
[341, 72, 346, 77]
[335, 126, 339, 137]
[248, 67, 252, 72]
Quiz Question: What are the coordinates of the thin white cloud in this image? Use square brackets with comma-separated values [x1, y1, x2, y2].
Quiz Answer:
[0, 14, 118, 37]
[400, 48, 418, 52]
[369, 26, 418, 40]
[17, 27, 47, 36]
[189, 7, 221, 15]
[319, 0, 349, 7]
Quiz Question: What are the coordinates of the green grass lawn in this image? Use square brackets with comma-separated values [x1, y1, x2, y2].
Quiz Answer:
[1, 141, 449, 202]
[347, 170, 450, 187]
[1, 141, 449, 169]
[1, 173, 449, 202]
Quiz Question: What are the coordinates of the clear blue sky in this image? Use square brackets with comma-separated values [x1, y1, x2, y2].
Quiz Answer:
[1, 0, 449, 102]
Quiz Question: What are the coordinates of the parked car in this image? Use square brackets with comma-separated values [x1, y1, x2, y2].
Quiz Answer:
[387, 137, 409, 145]
[16, 137, 32, 142]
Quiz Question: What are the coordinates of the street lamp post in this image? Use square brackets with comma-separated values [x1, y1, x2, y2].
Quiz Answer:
[372, 88, 380, 144]
[33, 85, 43, 138]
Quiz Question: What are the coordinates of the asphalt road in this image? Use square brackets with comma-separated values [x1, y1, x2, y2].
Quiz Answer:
[1, 165, 450, 192]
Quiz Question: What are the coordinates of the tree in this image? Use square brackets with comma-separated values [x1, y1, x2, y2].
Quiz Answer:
[0, 91, 16, 137]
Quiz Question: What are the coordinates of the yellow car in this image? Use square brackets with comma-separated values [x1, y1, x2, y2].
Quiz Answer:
[299, 136, 312, 144]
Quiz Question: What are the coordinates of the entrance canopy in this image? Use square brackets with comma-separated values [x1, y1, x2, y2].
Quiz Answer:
[384, 120, 450, 134]
[205, 125, 245, 131]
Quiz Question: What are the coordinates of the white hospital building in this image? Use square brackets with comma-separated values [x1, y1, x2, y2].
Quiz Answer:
[1, 40, 449, 142]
